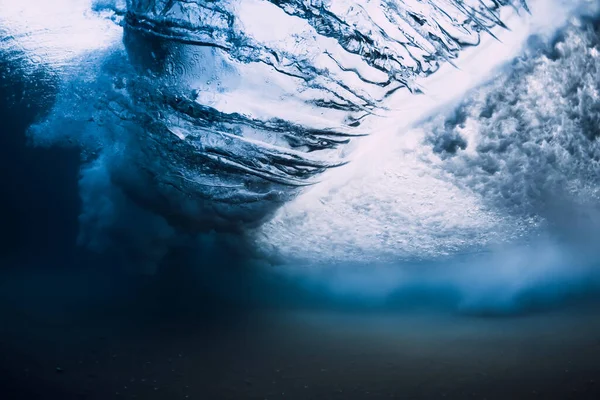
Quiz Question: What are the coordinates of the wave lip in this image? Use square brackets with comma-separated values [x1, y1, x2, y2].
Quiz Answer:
[125, 0, 527, 96]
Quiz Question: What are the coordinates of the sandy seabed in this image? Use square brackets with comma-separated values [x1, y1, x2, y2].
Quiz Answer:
[1, 267, 600, 400]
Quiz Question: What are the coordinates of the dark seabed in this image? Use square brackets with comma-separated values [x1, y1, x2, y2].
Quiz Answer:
[2, 36, 600, 400]
[2, 265, 600, 400]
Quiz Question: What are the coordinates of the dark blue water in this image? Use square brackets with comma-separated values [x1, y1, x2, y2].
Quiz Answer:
[0, 73, 80, 265]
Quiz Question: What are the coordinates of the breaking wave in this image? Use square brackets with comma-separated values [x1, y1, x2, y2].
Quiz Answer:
[3, 0, 600, 302]
[3, 0, 529, 232]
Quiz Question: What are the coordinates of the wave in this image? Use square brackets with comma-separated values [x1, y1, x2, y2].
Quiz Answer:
[7, 0, 524, 228]
[4, 0, 600, 277]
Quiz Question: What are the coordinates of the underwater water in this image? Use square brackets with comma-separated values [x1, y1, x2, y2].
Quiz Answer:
[3, 0, 600, 399]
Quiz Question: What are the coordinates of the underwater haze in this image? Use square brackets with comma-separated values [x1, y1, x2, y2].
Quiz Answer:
[3, 1, 600, 399]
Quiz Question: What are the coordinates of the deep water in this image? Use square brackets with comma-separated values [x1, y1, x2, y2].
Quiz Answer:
[0, 68, 80, 266]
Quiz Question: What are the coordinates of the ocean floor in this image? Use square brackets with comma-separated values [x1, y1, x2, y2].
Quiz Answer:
[1, 266, 600, 400]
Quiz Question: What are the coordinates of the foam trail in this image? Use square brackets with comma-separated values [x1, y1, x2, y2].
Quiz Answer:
[256, 0, 600, 263]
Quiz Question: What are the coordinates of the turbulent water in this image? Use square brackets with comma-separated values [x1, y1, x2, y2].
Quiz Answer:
[2, 0, 600, 283]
